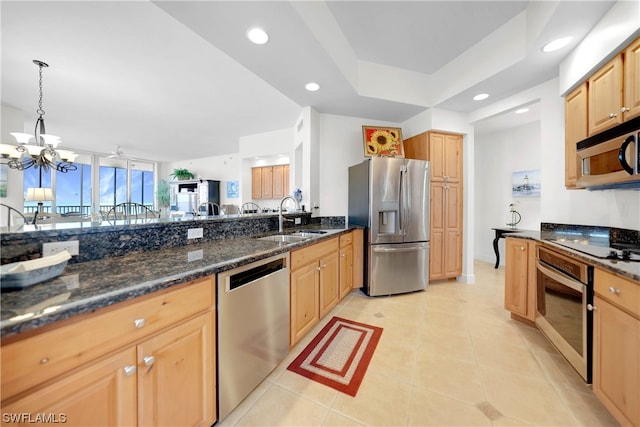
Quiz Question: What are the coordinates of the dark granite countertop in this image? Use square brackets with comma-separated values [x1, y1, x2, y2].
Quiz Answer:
[1, 226, 355, 338]
[504, 230, 640, 282]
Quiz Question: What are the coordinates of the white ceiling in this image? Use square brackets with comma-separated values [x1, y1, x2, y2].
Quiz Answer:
[1, 1, 615, 162]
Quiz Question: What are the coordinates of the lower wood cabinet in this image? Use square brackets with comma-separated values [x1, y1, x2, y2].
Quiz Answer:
[1, 277, 217, 427]
[592, 268, 640, 427]
[430, 181, 462, 280]
[339, 234, 354, 300]
[504, 237, 537, 323]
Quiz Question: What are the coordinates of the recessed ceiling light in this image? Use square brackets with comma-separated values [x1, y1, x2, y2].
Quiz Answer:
[542, 36, 572, 53]
[305, 82, 320, 92]
[473, 93, 489, 101]
[515, 108, 529, 114]
[247, 28, 269, 45]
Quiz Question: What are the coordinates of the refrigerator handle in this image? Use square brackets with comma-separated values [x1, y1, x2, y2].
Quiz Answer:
[399, 165, 405, 233]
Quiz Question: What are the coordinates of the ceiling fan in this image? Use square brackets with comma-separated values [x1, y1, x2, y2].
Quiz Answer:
[107, 146, 145, 161]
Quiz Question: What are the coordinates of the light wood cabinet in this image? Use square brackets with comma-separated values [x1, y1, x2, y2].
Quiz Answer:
[1, 277, 217, 427]
[430, 181, 462, 281]
[592, 268, 640, 427]
[251, 164, 289, 199]
[402, 132, 429, 160]
[430, 132, 462, 183]
[290, 237, 344, 347]
[504, 237, 537, 323]
[339, 232, 354, 299]
[564, 82, 587, 188]
[624, 36, 640, 121]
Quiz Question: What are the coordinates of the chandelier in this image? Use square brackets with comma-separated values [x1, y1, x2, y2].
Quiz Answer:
[0, 60, 77, 173]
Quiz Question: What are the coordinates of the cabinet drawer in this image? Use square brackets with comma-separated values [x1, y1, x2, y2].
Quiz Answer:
[291, 238, 339, 271]
[340, 232, 353, 247]
[594, 269, 640, 317]
[1, 277, 214, 400]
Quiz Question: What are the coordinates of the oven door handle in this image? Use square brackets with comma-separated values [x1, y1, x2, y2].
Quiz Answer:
[536, 261, 584, 293]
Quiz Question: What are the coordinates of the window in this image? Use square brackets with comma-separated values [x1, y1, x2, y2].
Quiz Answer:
[99, 157, 155, 212]
[23, 166, 52, 214]
[56, 162, 91, 215]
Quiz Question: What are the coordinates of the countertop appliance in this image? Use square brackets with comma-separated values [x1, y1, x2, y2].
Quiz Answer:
[348, 157, 430, 296]
[217, 253, 290, 420]
[549, 239, 640, 262]
[577, 116, 640, 190]
[536, 244, 593, 383]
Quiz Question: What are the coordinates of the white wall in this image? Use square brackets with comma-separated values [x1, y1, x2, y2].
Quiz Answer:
[475, 121, 542, 265]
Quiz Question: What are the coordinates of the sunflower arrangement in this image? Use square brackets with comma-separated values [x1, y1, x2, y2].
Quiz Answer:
[363, 126, 403, 157]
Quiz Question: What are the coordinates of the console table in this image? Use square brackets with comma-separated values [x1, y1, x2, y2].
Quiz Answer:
[492, 227, 523, 268]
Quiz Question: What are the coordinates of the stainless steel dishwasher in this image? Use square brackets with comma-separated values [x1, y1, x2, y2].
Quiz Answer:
[217, 253, 290, 420]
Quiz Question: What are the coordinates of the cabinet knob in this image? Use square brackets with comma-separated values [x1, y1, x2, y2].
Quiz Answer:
[123, 365, 136, 376]
[40, 357, 49, 365]
[321, 263, 327, 268]
[340, 253, 346, 258]
[608, 112, 617, 118]
[608, 286, 621, 295]
[316, 266, 321, 271]
[143, 356, 155, 367]
[621, 107, 630, 113]
[587, 304, 597, 311]
[134, 318, 146, 328]
[519, 246, 525, 251]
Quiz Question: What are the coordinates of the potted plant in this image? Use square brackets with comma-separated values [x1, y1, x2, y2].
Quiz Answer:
[170, 168, 195, 181]
[156, 179, 171, 218]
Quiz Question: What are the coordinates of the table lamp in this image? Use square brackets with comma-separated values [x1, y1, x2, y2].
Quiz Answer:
[26, 187, 54, 225]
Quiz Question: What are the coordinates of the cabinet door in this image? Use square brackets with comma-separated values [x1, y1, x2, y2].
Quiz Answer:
[352, 229, 364, 289]
[592, 296, 640, 427]
[319, 251, 340, 318]
[429, 182, 445, 280]
[589, 54, 624, 135]
[429, 132, 462, 182]
[443, 182, 462, 277]
[2, 348, 137, 427]
[504, 238, 531, 318]
[273, 165, 285, 198]
[251, 168, 262, 199]
[339, 244, 353, 299]
[283, 164, 290, 197]
[137, 312, 215, 427]
[624, 36, 640, 121]
[290, 262, 320, 347]
[565, 83, 587, 188]
[261, 167, 273, 199]
[403, 132, 429, 160]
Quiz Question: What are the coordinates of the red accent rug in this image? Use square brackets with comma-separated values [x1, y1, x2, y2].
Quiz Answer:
[287, 316, 383, 397]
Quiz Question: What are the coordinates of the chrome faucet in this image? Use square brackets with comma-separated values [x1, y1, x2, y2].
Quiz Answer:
[279, 196, 300, 233]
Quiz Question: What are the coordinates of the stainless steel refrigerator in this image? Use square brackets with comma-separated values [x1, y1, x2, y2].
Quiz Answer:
[348, 157, 430, 296]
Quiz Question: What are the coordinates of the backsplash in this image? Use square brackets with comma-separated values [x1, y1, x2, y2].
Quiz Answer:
[541, 222, 639, 246]
[1, 213, 325, 265]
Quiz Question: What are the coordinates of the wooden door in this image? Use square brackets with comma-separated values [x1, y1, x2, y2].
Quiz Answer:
[339, 244, 353, 299]
[504, 238, 530, 318]
[443, 134, 462, 182]
[403, 132, 429, 160]
[564, 83, 587, 188]
[251, 168, 262, 199]
[589, 54, 624, 135]
[443, 182, 462, 277]
[624, 36, 640, 121]
[137, 313, 215, 427]
[2, 348, 137, 427]
[429, 133, 446, 181]
[352, 229, 364, 289]
[283, 164, 290, 197]
[593, 296, 640, 427]
[261, 167, 273, 199]
[290, 262, 320, 347]
[273, 165, 285, 198]
[319, 251, 340, 318]
[429, 182, 445, 280]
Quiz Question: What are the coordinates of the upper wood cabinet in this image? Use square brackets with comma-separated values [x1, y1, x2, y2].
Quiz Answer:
[588, 36, 640, 135]
[429, 132, 462, 182]
[403, 132, 429, 160]
[252, 164, 289, 199]
[564, 83, 588, 188]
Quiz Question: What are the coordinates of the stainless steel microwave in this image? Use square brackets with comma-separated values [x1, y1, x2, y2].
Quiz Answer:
[576, 123, 640, 190]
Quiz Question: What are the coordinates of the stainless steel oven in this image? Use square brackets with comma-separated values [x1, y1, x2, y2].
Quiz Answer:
[536, 245, 593, 383]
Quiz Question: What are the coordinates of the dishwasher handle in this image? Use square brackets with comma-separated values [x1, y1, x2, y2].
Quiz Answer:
[228, 258, 286, 291]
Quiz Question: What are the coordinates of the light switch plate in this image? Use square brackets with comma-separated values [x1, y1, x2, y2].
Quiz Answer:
[187, 228, 203, 239]
[43, 240, 79, 257]
[295, 218, 302, 225]
[187, 249, 203, 262]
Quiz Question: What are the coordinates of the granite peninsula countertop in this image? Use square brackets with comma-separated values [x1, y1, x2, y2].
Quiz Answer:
[1, 226, 355, 338]
[501, 229, 640, 282]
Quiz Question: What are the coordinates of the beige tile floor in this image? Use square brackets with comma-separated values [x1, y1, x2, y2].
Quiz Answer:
[218, 261, 620, 427]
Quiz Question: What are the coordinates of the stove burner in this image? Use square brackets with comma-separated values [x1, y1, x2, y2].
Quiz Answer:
[607, 249, 636, 261]
[549, 240, 640, 262]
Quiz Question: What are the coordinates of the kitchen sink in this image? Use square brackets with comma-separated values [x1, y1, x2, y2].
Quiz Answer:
[289, 230, 327, 238]
[256, 234, 310, 243]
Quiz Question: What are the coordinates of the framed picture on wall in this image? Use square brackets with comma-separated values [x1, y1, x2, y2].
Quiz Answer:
[362, 126, 404, 157]
[512, 169, 541, 198]
[226, 181, 239, 198]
